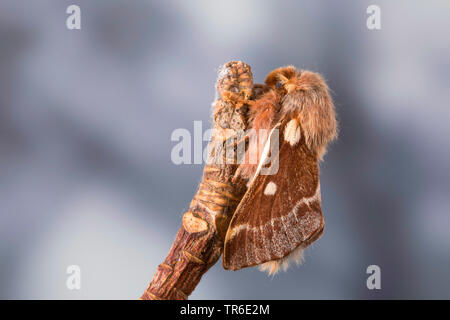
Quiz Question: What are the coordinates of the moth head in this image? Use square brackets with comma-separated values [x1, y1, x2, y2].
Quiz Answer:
[265, 66, 298, 95]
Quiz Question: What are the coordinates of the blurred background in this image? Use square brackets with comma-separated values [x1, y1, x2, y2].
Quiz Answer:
[1, 0, 449, 299]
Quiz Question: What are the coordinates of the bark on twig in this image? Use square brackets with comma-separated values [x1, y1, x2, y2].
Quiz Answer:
[140, 61, 253, 300]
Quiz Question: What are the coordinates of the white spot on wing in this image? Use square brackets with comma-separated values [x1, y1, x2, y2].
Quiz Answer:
[284, 119, 301, 146]
[264, 182, 277, 195]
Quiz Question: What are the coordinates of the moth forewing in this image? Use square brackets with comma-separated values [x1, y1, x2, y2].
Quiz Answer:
[223, 121, 325, 273]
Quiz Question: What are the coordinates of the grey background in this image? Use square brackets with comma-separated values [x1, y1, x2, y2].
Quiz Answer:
[1, 0, 449, 299]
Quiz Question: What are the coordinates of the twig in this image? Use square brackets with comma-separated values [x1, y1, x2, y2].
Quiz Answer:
[140, 61, 253, 300]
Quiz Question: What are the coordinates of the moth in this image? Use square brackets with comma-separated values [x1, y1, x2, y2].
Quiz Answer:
[222, 66, 337, 275]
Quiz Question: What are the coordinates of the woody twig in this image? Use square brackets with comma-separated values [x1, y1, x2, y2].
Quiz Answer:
[141, 61, 337, 299]
[140, 61, 253, 300]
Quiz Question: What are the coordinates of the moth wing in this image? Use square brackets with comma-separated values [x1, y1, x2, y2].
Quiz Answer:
[223, 121, 324, 271]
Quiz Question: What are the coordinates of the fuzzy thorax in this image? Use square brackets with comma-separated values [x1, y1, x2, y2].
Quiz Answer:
[265, 66, 338, 160]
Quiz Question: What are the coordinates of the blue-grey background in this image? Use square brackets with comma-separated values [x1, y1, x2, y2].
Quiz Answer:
[1, 0, 449, 299]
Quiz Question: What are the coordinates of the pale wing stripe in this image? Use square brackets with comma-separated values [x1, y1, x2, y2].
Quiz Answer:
[249, 123, 281, 184]
[228, 183, 321, 241]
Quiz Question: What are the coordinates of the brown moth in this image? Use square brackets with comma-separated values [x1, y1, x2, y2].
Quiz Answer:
[223, 66, 337, 275]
